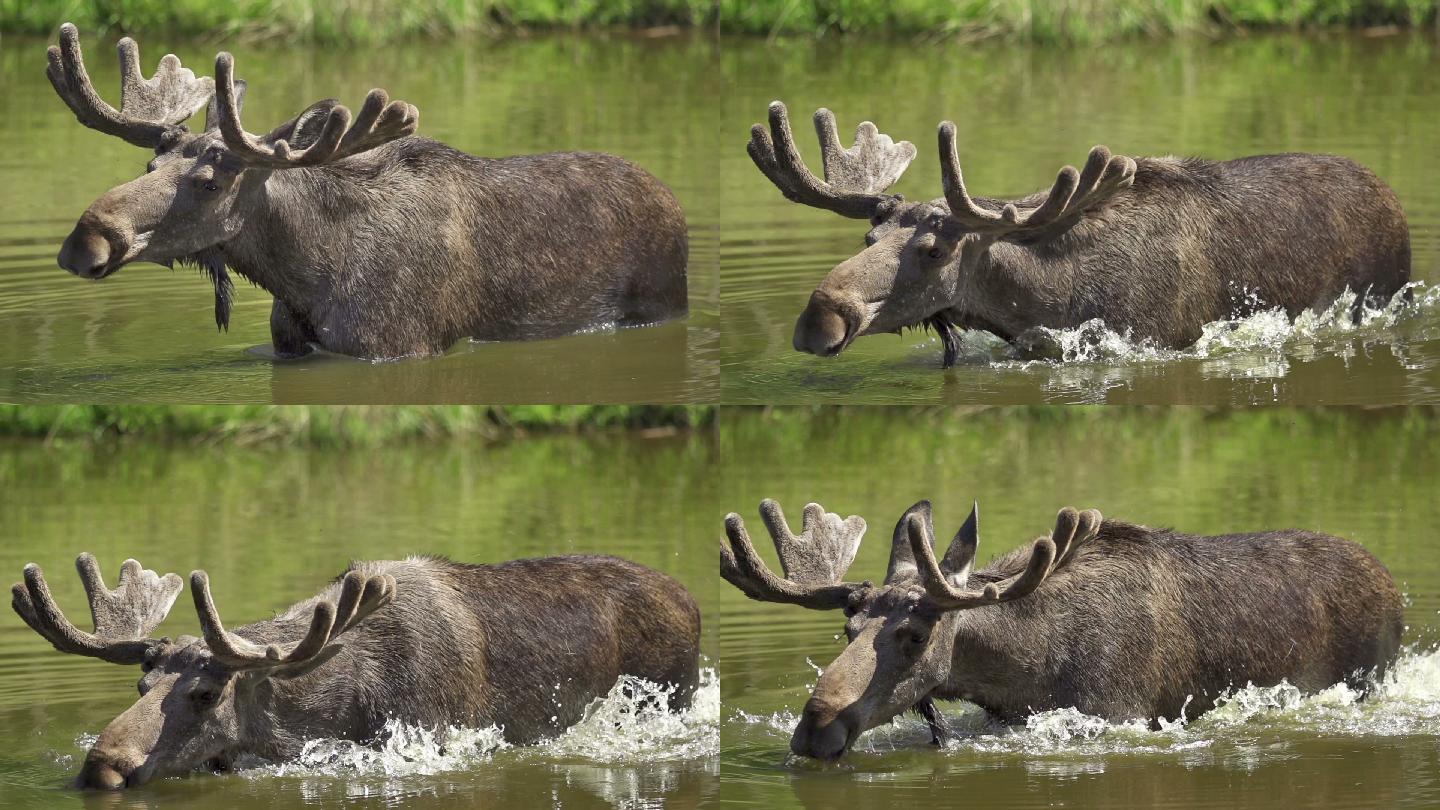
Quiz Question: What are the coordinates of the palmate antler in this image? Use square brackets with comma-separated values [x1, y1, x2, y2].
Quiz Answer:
[720, 499, 1101, 614]
[721, 499, 870, 609]
[13, 555, 396, 676]
[10, 554, 183, 664]
[47, 23, 214, 149]
[191, 569, 395, 673]
[908, 506, 1101, 609]
[748, 101, 917, 220]
[938, 122, 1136, 240]
[212, 52, 418, 169]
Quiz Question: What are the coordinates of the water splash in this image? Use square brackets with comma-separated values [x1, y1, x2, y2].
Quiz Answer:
[541, 667, 720, 763]
[54, 665, 715, 789]
[737, 648, 1440, 760]
[932, 283, 1440, 373]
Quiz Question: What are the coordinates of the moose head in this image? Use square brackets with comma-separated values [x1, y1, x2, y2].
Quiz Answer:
[47, 23, 418, 328]
[749, 102, 1136, 366]
[11, 554, 395, 788]
[720, 499, 1100, 759]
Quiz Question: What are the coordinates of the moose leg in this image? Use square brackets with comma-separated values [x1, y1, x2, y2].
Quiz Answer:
[269, 300, 315, 359]
[915, 698, 951, 745]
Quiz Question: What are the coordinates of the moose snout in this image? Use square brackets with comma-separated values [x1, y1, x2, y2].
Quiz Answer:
[58, 206, 133, 279]
[58, 219, 126, 279]
[793, 293, 860, 358]
[78, 749, 141, 790]
[789, 696, 856, 760]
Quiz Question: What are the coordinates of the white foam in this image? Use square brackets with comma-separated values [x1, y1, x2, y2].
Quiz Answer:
[734, 648, 1440, 759]
[931, 283, 1439, 371]
[220, 666, 720, 780]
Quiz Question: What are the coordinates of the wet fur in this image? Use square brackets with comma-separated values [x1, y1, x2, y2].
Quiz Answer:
[213, 138, 689, 358]
[936, 521, 1404, 724]
[806, 152, 1410, 366]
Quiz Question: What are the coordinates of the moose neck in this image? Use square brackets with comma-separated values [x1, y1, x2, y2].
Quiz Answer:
[220, 167, 356, 312]
[935, 603, 1053, 720]
[228, 621, 368, 762]
[948, 239, 1072, 342]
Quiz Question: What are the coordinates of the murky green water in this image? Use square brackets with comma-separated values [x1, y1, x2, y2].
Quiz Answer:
[720, 34, 1440, 404]
[0, 430, 719, 808]
[0, 33, 719, 404]
[718, 408, 1440, 807]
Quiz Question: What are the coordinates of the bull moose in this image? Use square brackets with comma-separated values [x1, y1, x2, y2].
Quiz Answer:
[720, 499, 1403, 759]
[47, 24, 688, 359]
[12, 553, 700, 788]
[749, 102, 1411, 367]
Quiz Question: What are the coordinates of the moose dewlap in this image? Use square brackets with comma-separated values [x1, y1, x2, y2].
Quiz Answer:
[11, 554, 701, 788]
[47, 24, 689, 360]
[720, 500, 1403, 759]
[750, 102, 1411, 367]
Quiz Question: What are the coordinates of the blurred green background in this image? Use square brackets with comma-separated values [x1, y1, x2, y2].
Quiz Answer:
[0, 404, 714, 445]
[1, 0, 1436, 41]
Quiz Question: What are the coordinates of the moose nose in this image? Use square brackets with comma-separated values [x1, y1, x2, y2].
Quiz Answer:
[57, 226, 115, 279]
[789, 698, 854, 760]
[793, 297, 855, 357]
[79, 759, 128, 790]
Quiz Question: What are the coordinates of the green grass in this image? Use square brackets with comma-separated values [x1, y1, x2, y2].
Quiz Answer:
[0, 405, 714, 446]
[1, 0, 1435, 42]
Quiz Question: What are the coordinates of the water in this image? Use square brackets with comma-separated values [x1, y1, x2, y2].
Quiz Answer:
[0, 33, 720, 403]
[720, 33, 1440, 404]
[0, 430, 720, 807]
[718, 408, 1440, 807]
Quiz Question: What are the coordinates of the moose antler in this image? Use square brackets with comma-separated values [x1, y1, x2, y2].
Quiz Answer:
[213, 52, 418, 169]
[939, 122, 1136, 240]
[910, 506, 1101, 610]
[721, 499, 869, 609]
[11, 554, 183, 665]
[47, 23, 214, 149]
[749, 101, 917, 219]
[191, 568, 394, 672]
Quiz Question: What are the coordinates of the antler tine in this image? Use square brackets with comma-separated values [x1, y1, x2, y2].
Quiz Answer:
[47, 23, 213, 149]
[214, 53, 416, 170]
[214, 52, 349, 169]
[334, 89, 420, 161]
[331, 571, 397, 636]
[191, 570, 281, 665]
[720, 503, 867, 610]
[192, 569, 394, 672]
[908, 511, 1058, 610]
[940, 121, 1135, 240]
[938, 120, 1006, 229]
[10, 555, 180, 665]
[748, 101, 913, 219]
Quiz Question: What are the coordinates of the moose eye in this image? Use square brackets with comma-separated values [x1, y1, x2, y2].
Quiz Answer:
[927, 247, 944, 260]
[910, 632, 928, 646]
[203, 181, 220, 193]
[193, 689, 220, 708]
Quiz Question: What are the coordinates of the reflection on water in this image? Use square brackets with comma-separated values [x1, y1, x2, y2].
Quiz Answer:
[0, 430, 719, 808]
[0, 33, 720, 404]
[721, 33, 1440, 404]
[719, 407, 1440, 808]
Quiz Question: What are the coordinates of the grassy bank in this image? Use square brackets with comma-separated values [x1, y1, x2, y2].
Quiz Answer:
[2, 1, 1435, 42]
[0, 405, 713, 446]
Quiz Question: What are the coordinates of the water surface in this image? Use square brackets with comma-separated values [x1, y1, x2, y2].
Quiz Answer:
[718, 408, 1440, 807]
[0, 33, 719, 403]
[721, 34, 1440, 404]
[0, 430, 719, 807]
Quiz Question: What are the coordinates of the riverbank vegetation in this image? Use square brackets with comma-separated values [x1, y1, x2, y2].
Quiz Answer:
[0, 405, 712, 445]
[2, 1, 1435, 42]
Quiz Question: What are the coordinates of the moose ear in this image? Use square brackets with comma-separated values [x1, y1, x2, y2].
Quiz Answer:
[203, 79, 245, 133]
[939, 502, 979, 586]
[264, 99, 342, 150]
